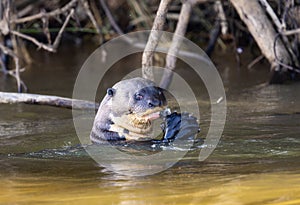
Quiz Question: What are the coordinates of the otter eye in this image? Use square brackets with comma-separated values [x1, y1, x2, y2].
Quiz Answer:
[134, 93, 143, 101]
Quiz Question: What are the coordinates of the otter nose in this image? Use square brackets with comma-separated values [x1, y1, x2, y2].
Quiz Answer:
[148, 99, 160, 108]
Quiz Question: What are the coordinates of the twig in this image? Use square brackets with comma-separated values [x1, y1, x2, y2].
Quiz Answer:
[80, 0, 103, 43]
[0, 91, 99, 110]
[11, 0, 78, 24]
[247, 54, 264, 69]
[0, 41, 9, 73]
[42, 11, 52, 44]
[11, 30, 55, 52]
[273, 33, 300, 73]
[11, 8, 75, 52]
[1, 0, 104, 93]
[89, 0, 104, 27]
[0, 42, 18, 58]
[259, 0, 283, 31]
[0, 0, 10, 35]
[160, 0, 194, 89]
[215, 0, 228, 35]
[17, 4, 34, 18]
[205, 20, 220, 56]
[0, 42, 28, 89]
[13, 56, 21, 92]
[128, 0, 151, 28]
[84, 0, 106, 61]
[11, 34, 28, 93]
[142, 0, 173, 81]
[52, 8, 74, 49]
[7, 63, 28, 92]
[276, 60, 300, 74]
[99, 0, 124, 35]
[282, 28, 300, 36]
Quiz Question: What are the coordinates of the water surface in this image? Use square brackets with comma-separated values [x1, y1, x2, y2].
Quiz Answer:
[0, 44, 299, 204]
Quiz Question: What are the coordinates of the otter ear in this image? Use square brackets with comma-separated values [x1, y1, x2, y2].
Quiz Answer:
[107, 88, 116, 97]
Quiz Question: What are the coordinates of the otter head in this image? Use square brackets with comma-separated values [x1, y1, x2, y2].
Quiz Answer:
[106, 77, 167, 132]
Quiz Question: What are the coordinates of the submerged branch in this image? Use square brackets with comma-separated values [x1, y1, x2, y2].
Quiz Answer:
[0, 92, 99, 110]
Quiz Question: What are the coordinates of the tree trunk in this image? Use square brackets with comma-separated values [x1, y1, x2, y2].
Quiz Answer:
[230, 0, 295, 83]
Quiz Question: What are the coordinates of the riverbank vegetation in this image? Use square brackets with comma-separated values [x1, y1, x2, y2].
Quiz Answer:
[0, 0, 300, 93]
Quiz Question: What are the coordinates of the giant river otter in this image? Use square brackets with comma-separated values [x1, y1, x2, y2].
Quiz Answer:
[90, 77, 199, 144]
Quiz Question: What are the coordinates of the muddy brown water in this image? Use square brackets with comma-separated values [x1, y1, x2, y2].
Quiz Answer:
[0, 42, 299, 205]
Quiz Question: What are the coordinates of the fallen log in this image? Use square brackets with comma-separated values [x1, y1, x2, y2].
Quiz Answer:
[0, 92, 98, 110]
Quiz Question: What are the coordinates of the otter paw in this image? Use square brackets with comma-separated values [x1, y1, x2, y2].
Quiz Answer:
[162, 112, 200, 142]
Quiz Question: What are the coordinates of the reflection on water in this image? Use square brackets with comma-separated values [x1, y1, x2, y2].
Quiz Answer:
[0, 44, 300, 204]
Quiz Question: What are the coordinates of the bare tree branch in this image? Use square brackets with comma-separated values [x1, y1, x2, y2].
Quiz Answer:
[52, 8, 74, 49]
[42, 11, 52, 44]
[258, 0, 299, 67]
[160, 0, 194, 89]
[10, 30, 55, 52]
[80, 0, 103, 42]
[142, 0, 173, 81]
[11, 0, 78, 24]
[215, 0, 227, 35]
